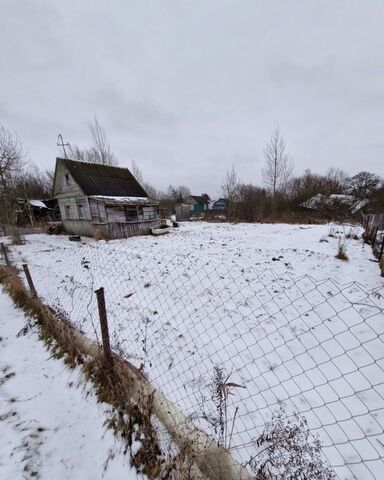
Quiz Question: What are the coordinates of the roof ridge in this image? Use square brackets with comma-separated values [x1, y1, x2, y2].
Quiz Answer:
[57, 157, 131, 172]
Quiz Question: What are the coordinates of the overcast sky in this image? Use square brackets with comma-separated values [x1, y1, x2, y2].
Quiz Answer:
[1, 0, 383, 197]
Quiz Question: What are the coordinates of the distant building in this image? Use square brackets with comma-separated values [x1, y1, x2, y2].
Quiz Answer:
[301, 193, 369, 214]
[53, 158, 159, 238]
[212, 198, 228, 210]
[301, 193, 368, 216]
[174, 203, 191, 221]
[187, 195, 208, 215]
[15, 198, 59, 226]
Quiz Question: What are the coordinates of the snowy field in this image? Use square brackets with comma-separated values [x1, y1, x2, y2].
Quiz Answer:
[0, 290, 144, 480]
[5, 222, 384, 479]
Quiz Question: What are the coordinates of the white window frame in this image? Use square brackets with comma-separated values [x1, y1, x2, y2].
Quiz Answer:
[77, 203, 85, 219]
[65, 205, 71, 220]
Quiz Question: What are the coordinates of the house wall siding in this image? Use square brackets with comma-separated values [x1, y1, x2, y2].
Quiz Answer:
[62, 219, 96, 237]
[175, 204, 190, 221]
[105, 206, 126, 223]
[89, 199, 107, 222]
[58, 197, 91, 221]
[104, 220, 159, 238]
[54, 162, 84, 198]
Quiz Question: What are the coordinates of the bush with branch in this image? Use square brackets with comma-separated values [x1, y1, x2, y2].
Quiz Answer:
[249, 409, 335, 480]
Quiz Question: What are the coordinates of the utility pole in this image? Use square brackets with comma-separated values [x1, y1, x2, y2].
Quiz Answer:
[57, 134, 69, 158]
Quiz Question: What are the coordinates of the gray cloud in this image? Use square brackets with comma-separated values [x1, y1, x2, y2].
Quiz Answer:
[1, 0, 383, 197]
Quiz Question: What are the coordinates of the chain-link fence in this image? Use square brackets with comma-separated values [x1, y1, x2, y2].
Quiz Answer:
[2, 234, 384, 479]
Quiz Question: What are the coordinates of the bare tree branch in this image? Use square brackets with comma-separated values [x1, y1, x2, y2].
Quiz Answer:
[0, 124, 26, 224]
[222, 165, 239, 219]
[68, 117, 118, 166]
[262, 126, 294, 198]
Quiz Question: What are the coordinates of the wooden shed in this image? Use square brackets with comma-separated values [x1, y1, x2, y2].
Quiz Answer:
[53, 158, 159, 238]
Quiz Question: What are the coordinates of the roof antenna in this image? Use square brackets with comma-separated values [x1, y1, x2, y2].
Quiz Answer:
[57, 134, 69, 158]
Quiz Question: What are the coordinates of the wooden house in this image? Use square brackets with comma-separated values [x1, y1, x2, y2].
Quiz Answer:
[187, 195, 208, 215]
[212, 198, 228, 211]
[53, 158, 160, 238]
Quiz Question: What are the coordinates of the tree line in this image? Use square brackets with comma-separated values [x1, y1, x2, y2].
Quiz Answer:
[1, 120, 383, 227]
[221, 127, 383, 222]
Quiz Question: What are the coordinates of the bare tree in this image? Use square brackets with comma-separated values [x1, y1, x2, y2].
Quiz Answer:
[88, 117, 117, 165]
[13, 166, 53, 199]
[346, 171, 382, 199]
[67, 144, 87, 162]
[143, 182, 158, 200]
[130, 160, 158, 199]
[166, 185, 191, 202]
[130, 160, 144, 184]
[325, 167, 348, 195]
[0, 125, 25, 194]
[68, 117, 118, 166]
[262, 127, 294, 198]
[222, 165, 239, 219]
[0, 125, 26, 224]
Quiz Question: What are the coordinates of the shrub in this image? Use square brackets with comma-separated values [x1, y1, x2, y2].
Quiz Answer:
[335, 237, 348, 261]
[249, 408, 335, 479]
[345, 225, 360, 240]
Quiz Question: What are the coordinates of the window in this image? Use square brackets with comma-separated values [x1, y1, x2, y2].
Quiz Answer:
[77, 204, 85, 219]
[65, 205, 71, 219]
[142, 206, 158, 220]
[65, 173, 70, 186]
[125, 206, 138, 221]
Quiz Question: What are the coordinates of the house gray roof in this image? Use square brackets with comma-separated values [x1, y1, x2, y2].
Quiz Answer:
[56, 158, 147, 197]
[189, 195, 206, 204]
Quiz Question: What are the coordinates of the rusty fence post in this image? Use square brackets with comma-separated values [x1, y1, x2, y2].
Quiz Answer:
[1, 242, 11, 268]
[372, 227, 378, 248]
[95, 287, 114, 369]
[22, 264, 37, 297]
[380, 236, 384, 261]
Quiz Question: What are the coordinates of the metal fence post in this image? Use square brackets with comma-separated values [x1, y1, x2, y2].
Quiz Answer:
[379, 236, 384, 261]
[1, 243, 11, 268]
[372, 227, 379, 248]
[22, 264, 37, 297]
[95, 287, 113, 369]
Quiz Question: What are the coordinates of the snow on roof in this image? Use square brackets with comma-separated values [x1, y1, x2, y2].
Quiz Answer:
[29, 199, 48, 208]
[302, 193, 368, 213]
[301, 193, 325, 209]
[351, 198, 369, 214]
[328, 194, 354, 203]
[90, 195, 157, 205]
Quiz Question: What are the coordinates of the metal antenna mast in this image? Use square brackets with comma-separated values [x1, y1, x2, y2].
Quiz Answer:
[57, 134, 69, 158]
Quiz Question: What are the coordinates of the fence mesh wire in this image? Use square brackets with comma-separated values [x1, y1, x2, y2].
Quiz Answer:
[2, 231, 384, 479]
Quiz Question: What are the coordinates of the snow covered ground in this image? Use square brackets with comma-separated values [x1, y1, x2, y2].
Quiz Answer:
[0, 289, 144, 480]
[4, 222, 384, 479]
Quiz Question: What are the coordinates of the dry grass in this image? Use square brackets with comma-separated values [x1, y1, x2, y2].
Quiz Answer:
[335, 246, 349, 261]
[0, 265, 200, 479]
[93, 228, 111, 241]
[11, 227, 25, 245]
[335, 237, 349, 261]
